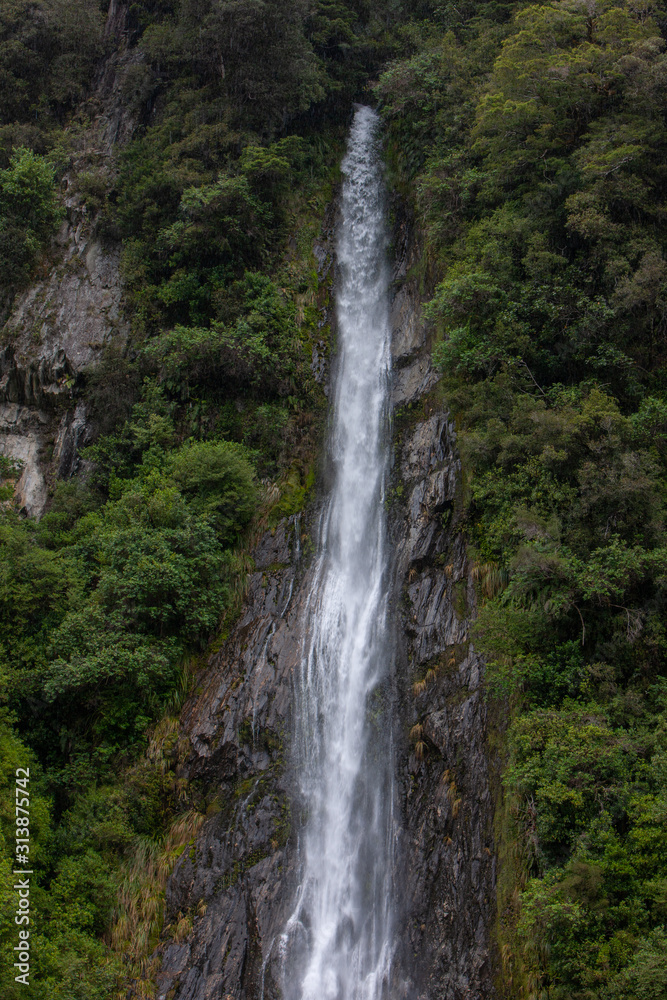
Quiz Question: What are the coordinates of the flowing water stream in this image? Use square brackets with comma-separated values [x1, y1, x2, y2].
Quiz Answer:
[280, 105, 396, 1000]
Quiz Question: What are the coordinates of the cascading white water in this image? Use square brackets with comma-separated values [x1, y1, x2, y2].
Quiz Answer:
[280, 105, 395, 1000]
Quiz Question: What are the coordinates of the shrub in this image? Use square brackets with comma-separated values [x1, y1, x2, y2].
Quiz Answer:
[0, 147, 62, 286]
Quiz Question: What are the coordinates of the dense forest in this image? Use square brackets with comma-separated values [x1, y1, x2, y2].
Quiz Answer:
[379, 4, 667, 996]
[0, 0, 666, 997]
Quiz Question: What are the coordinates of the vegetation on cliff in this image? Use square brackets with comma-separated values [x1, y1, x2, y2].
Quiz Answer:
[379, 1, 667, 996]
[1, 0, 667, 997]
[0, 2, 418, 996]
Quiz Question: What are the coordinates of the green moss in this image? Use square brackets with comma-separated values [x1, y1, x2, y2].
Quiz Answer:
[451, 580, 467, 620]
[272, 800, 291, 848]
[217, 847, 270, 892]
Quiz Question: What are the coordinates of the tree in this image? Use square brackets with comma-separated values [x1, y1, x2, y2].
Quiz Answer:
[0, 147, 62, 286]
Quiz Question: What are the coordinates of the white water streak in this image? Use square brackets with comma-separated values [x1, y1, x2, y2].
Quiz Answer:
[281, 106, 395, 1000]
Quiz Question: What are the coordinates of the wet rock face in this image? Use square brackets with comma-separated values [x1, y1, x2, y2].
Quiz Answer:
[387, 226, 496, 998]
[156, 517, 311, 1000]
[4, 235, 125, 376]
[391, 412, 496, 1000]
[158, 230, 497, 999]
[389, 221, 439, 408]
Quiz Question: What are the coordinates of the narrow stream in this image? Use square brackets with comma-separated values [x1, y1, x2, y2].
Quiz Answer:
[280, 105, 396, 1000]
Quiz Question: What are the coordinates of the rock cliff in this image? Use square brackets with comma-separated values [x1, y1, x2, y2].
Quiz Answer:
[154, 217, 497, 1000]
[0, 225, 127, 513]
[392, 408, 496, 999]
[0, 7, 136, 515]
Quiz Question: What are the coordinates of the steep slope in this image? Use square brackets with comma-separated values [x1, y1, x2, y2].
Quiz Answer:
[378, 5, 667, 998]
[154, 202, 497, 1000]
[2, 3, 667, 999]
[0, 6, 140, 513]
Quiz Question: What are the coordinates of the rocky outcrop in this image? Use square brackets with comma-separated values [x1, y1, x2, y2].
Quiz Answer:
[155, 216, 497, 1000]
[392, 225, 496, 998]
[0, 225, 126, 513]
[3, 232, 125, 377]
[155, 517, 311, 1000]
[0, 5, 137, 515]
[389, 221, 438, 407]
[391, 412, 496, 1000]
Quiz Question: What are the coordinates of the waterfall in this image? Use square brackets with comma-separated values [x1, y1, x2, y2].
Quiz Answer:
[280, 105, 395, 1000]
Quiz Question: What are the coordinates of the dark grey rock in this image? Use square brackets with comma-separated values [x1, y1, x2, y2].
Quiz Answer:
[392, 356, 440, 408]
[155, 233, 497, 1000]
[391, 284, 426, 360]
[54, 402, 91, 479]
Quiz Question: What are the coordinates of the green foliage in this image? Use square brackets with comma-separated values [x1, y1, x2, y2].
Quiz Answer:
[94, 513, 226, 642]
[380, 2, 667, 996]
[0, 1, 430, 997]
[0, 147, 63, 286]
[381, 0, 667, 392]
[0, 0, 103, 133]
[2, 443, 254, 741]
[0, 715, 185, 999]
[0, 514, 80, 673]
[170, 439, 258, 541]
[141, 273, 306, 398]
[113, 0, 388, 340]
[606, 929, 667, 999]
[0, 724, 51, 868]
[0, 373, 263, 993]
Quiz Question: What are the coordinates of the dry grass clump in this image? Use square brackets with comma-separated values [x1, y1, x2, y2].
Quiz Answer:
[471, 560, 505, 599]
[107, 715, 207, 999]
[409, 722, 427, 761]
[109, 808, 205, 982]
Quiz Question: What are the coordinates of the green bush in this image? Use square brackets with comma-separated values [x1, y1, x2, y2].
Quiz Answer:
[170, 439, 258, 542]
[379, 4, 667, 995]
[0, 147, 62, 286]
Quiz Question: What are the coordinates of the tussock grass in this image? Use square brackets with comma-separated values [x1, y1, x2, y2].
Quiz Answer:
[108, 808, 205, 998]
